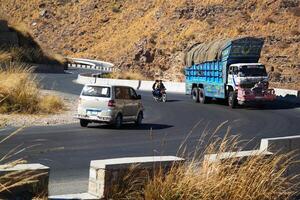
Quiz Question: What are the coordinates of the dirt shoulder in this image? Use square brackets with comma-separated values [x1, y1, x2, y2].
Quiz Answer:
[0, 90, 78, 127]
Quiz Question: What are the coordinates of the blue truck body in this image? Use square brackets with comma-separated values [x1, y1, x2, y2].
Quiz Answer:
[185, 37, 264, 99]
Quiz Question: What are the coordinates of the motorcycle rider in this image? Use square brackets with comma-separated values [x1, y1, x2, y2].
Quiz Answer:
[152, 80, 160, 97]
[159, 80, 166, 91]
[152, 80, 166, 97]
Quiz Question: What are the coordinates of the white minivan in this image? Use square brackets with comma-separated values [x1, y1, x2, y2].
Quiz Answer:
[75, 84, 144, 128]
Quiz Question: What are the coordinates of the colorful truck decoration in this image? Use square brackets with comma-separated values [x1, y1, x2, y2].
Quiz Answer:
[185, 37, 276, 108]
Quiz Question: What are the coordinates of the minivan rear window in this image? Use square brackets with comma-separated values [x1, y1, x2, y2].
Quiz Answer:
[82, 86, 110, 97]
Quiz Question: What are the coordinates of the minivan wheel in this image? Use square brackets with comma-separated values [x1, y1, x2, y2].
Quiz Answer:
[114, 114, 123, 129]
[135, 112, 143, 126]
[80, 119, 89, 127]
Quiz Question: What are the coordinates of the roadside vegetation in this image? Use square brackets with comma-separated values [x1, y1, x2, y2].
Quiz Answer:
[110, 130, 299, 200]
[2, 0, 299, 89]
[0, 22, 67, 66]
[142, 151, 297, 199]
[0, 128, 48, 199]
[0, 63, 64, 114]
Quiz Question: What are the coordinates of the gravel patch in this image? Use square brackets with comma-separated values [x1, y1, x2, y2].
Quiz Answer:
[0, 90, 79, 127]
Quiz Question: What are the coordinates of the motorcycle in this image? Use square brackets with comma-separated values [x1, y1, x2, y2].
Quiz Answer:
[153, 89, 167, 102]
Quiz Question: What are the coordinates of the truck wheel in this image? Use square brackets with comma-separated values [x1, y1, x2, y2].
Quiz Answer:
[228, 91, 237, 108]
[80, 119, 89, 127]
[199, 88, 210, 104]
[192, 88, 199, 103]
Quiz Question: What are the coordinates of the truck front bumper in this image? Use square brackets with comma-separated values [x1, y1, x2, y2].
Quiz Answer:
[237, 89, 276, 104]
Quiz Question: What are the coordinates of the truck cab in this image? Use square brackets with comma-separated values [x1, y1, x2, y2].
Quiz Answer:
[227, 63, 276, 107]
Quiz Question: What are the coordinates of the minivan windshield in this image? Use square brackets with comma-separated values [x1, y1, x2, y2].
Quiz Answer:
[238, 65, 267, 77]
[82, 86, 110, 97]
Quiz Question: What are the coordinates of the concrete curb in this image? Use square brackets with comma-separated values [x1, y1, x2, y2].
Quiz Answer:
[49, 193, 98, 200]
[76, 74, 300, 101]
[76, 74, 186, 94]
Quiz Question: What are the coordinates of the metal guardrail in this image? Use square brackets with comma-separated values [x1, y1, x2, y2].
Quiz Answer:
[67, 57, 115, 72]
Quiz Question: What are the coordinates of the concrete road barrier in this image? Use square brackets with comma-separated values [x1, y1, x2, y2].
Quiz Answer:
[51, 156, 184, 200]
[76, 74, 300, 99]
[260, 135, 300, 183]
[204, 150, 273, 165]
[274, 88, 300, 98]
[274, 88, 300, 104]
[76, 74, 186, 93]
[260, 135, 300, 153]
[89, 156, 184, 199]
[0, 163, 49, 199]
[67, 58, 114, 72]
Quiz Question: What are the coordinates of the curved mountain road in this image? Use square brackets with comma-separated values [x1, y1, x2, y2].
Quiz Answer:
[0, 68, 299, 195]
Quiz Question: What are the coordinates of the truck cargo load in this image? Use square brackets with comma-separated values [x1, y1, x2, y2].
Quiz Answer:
[184, 37, 264, 67]
[185, 37, 276, 108]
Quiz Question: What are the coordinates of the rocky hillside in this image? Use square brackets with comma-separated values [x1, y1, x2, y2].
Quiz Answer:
[1, 0, 299, 88]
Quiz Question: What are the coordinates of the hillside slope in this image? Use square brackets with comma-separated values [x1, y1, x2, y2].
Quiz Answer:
[1, 0, 299, 88]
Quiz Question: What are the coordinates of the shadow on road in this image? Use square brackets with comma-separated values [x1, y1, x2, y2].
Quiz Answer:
[166, 100, 181, 103]
[211, 98, 300, 110]
[88, 123, 173, 130]
[246, 100, 300, 110]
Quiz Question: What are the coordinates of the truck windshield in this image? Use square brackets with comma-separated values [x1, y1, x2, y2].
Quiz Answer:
[82, 86, 110, 97]
[238, 65, 267, 77]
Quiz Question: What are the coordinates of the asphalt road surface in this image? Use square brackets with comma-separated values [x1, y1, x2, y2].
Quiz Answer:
[0, 68, 299, 195]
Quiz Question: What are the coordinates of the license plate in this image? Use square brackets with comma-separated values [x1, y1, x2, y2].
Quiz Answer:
[255, 96, 263, 99]
[86, 110, 101, 116]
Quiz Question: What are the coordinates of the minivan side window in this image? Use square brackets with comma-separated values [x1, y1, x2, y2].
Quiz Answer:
[115, 87, 122, 99]
[115, 87, 131, 99]
[129, 88, 138, 99]
[122, 87, 131, 99]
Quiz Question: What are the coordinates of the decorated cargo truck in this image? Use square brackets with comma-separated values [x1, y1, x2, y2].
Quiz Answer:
[185, 37, 276, 108]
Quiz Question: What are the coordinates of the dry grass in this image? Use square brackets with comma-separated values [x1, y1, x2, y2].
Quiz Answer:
[110, 125, 299, 200]
[0, 128, 48, 199]
[143, 142, 298, 200]
[0, 21, 66, 66]
[0, 63, 64, 114]
[0, 50, 12, 63]
[38, 95, 64, 114]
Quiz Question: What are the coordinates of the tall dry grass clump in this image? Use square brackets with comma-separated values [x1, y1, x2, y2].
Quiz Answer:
[0, 63, 64, 114]
[0, 127, 48, 199]
[144, 155, 297, 200]
[0, 50, 12, 63]
[141, 135, 298, 200]
[116, 127, 299, 200]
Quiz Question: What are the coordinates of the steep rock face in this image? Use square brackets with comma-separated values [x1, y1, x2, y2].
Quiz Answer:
[0, 0, 299, 88]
